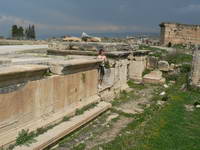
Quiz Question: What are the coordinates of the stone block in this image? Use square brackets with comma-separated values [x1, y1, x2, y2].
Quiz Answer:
[147, 56, 158, 69]
[48, 59, 102, 75]
[0, 69, 99, 147]
[191, 49, 200, 86]
[158, 61, 170, 71]
[0, 65, 49, 88]
[47, 49, 131, 59]
[129, 59, 146, 82]
[143, 70, 166, 84]
[48, 41, 132, 52]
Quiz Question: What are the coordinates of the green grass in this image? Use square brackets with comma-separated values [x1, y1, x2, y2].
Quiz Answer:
[111, 90, 138, 106]
[142, 68, 152, 77]
[172, 44, 186, 49]
[72, 143, 86, 150]
[139, 45, 168, 59]
[5, 102, 98, 149]
[165, 53, 193, 64]
[92, 66, 200, 150]
[139, 45, 192, 64]
[127, 80, 147, 90]
[57, 112, 111, 149]
[93, 89, 200, 150]
[139, 45, 166, 52]
[75, 102, 98, 115]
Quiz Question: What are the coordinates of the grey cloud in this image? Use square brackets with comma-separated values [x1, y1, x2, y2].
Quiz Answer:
[178, 4, 200, 13]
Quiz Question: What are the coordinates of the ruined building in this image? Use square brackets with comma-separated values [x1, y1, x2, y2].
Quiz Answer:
[160, 22, 200, 46]
[0, 42, 152, 148]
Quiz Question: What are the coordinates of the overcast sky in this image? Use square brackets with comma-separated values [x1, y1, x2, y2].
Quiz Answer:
[0, 0, 200, 38]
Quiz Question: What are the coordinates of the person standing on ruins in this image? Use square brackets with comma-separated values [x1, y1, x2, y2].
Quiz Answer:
[97, 49, 107, 86]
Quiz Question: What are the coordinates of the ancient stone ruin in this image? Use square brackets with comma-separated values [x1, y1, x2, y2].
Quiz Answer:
[160, 22, 200, 46]
[0, 41, 169, 149]
[191, 46, 200, 87]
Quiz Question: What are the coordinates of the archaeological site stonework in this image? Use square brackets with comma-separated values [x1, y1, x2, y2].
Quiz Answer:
[191, 48, 200, 87]
[0, 41, 164, 148]
[0, 42, 144, 148]
[160, 22, 200, 46]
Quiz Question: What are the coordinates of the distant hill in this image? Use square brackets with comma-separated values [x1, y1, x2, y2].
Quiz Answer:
[38, 32, 159, 40]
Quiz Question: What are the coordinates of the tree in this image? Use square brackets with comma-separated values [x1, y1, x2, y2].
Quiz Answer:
[18, 26, 24, 40]
[31, 25, 36, 40]
[25, 24, 36, 40]
[11, 25, 25, 39]
[25, 27, 29, 40]
[12, 25, 18, 39]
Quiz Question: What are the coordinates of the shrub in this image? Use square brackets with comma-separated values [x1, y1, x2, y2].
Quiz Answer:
[172, 44, 186, 49]
[180, 64, 191, 73]
[142, 69, 151, 77]
[163, 72, 179, 82]
[16, 129, 36, 146]
[63, 116, 70, 122]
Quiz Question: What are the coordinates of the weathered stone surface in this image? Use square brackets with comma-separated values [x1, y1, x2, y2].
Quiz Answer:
[129, 56, 147, 82]
[49, 42, 132, 52]
[160, 22, 200, 46]
[0, 69, 99, 147]
[48, 59, 102, 75]
[143, 70, 166, 84]
[170, 63, 175, 71]
[158, 61, 170, 71]
[0, 41, 135, 147]
[47, 49, 131, 59]
[0, 58, 11, 65]
[70, 45, 80, 50]
[102, 68, 115, 88]
[48, 49, 98, 56]
[0, 65, 49, 88]
[11, 57, 51, 65]
[14, 102, 111, 150]
[100, 59, 129, 92]
[191, 49, 200, 87]
[147, 56, 158, 69]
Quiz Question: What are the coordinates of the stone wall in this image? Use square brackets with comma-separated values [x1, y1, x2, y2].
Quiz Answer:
[0, 53, 135, 147]
[100, 59, 129, 100]
[46, 49, 132, 101]
[49, 41, 133, 51]
[0, 61, 101, 147]
[160, 22, 200, 46]
[0, 43, 150, 147]
[129, 56, 147, 82]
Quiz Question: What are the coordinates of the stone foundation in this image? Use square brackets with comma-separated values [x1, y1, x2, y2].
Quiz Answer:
[0, 42, 150, 147]
[0, 59, 101, 147]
